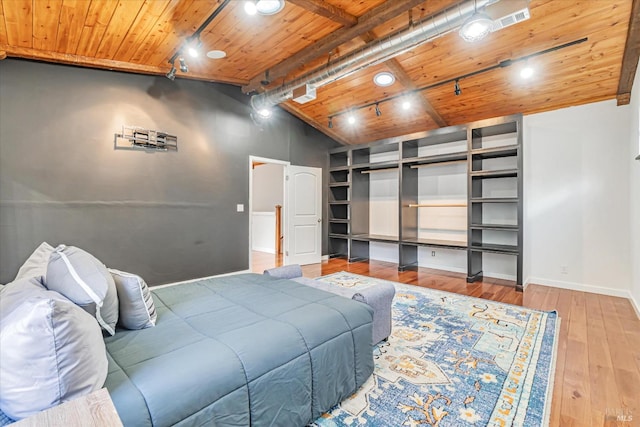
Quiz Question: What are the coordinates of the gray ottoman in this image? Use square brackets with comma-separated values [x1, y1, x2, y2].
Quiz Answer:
[264, 265, 394, 344]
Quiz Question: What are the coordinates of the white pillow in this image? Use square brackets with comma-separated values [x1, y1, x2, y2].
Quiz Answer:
[14, 242, 55, 281]
[109, 269, 157, 330]
[0, 279, 108, 420]
[46, 245, 118, 336]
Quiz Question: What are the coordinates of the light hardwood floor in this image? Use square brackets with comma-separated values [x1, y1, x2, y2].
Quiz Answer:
[251, 256, 640, 427]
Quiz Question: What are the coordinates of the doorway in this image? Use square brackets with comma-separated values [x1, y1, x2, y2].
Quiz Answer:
[249, 156, 288, 272]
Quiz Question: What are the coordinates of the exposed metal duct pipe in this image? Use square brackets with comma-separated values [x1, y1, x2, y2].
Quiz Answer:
[251, 0, 500, 112]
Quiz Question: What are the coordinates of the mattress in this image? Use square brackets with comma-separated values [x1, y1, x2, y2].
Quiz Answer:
[103, 273, 374, 426]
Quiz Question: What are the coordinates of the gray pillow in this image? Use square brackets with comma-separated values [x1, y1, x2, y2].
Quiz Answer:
[14, 242, 55, 281]
[0, 281, 108, 420]
[46, 245, 118, 336]
[109, 269, 157, 330]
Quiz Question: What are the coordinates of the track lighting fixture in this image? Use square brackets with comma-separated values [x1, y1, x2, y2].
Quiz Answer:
[454, 80, 462, 96]
[322, 38, 587, 133]
[166, 65, 177, 80]
[179, 57, 188, 73]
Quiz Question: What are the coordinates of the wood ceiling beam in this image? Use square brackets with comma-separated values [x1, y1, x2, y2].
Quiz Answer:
[280, 103, 350, 145]
[616, 0, 640, 105]
[242, 0, 426, 93]
[0, 44, 248, 86]
[360, 31, 447, 128]
[287, 0, 357, 28]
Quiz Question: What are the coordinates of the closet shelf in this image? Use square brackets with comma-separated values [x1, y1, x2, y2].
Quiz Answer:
[469, 243, 519, 254]
[408, 203, 467, 208]
[401, 237, 467, 249]
[402, 152, 468, 166]
[329, 233, 349, 239]
[329, 201, 350, 205]
[351, 161, 398, 171]
[470, 197, 518, 203]
[471, 145, 519, 159]
[329, 166, 349, 172]
[470, 169, 518, 178]
[329, 219, 349, 223]
[470, 223, 518, 230]
[351, 234, 399, 243]
[329, 182, 350, 187]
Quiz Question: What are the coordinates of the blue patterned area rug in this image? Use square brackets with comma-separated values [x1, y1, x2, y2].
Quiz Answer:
[312, 272, 559, 427]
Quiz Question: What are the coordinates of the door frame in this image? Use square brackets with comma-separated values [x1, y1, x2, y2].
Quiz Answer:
[248, 156, 290, 271]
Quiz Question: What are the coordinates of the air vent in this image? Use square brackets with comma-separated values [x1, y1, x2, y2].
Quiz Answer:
[491, 7, 530, 32]
[292, 84, 317, 104]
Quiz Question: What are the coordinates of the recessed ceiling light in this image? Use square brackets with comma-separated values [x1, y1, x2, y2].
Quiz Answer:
[373, 71, 395, 87]
[244, 1, 257, 15]
[459, 11, 493, 42]
[402, 100, 411, 110]
[347, 115, 356, 125]
[206, 50, 227, 59]
[520, 66, 534, 79]
[256, 0, 284, 15]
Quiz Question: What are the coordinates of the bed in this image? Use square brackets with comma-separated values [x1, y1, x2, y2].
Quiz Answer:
[102, 273, 374, 426]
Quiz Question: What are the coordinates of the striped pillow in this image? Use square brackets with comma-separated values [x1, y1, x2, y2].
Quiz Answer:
[109, 269, 156, 330]
[46, 245, 118, 336]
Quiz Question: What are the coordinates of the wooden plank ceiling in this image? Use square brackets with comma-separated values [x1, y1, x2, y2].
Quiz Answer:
[0, 0, 636, 145]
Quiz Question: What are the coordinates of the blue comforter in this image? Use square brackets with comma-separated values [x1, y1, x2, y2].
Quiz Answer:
[103, 273, 374, 426]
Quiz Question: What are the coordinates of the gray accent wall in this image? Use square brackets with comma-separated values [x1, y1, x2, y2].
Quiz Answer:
[0, 59, 338, 285]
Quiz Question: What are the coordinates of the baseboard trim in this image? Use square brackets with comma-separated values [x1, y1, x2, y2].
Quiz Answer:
[251, 246, 275, 254]
[527, 276, 634, 299]
[153, 269, 252, 289]
[321, 255, 329, 261]
[629, 293, 640, 319]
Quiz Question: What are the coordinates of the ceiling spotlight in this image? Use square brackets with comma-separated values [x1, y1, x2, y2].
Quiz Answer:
[520, 66, 534, 79]
[459, 11, 493, 42]
[375, 103, 382, 117]
[187, 37, 201, 58]
[347, 115, 356, 125]
[244, 1, 257, 15]
[373, 71, 395, 87]
[166, 65, 176, 80]
[328, 117, 333, 128]
[257, 108, 272, 118]
[401, 100, 411, 110]
[256, 0, 284, 15]
[454, 79, 462, 96]
[179, 57, 188, 73]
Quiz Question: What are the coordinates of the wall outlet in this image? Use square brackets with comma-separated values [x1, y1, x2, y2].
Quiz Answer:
[236, 204, 244, 212]
[431, 251, 436, 257]
[560, 265, 568, 275]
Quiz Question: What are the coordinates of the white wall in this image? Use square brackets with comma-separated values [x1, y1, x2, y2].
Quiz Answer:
[251, 212, 276, 253]
[629, 65, 640, 314]
[252, 163, 284, 211]
[524, 99, 632, 297]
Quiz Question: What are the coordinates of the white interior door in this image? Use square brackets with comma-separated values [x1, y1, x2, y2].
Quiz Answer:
[285, 165, 322, 265]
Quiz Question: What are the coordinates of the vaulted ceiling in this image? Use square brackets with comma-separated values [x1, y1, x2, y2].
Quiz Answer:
[0, 0, 638, 145]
